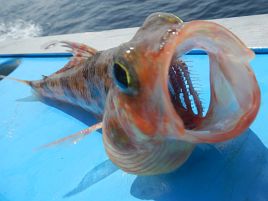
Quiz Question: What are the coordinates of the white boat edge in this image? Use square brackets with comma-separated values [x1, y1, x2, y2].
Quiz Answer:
[0, 14, 268, 55]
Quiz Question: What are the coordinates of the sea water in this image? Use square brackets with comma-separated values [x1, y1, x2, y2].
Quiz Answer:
[0, 0, 267, 40]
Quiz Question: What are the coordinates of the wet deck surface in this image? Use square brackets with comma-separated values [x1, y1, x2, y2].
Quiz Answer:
[0, 54, 268, 201]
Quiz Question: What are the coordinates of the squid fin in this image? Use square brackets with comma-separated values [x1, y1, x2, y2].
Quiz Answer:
[35, 122, 103, 150]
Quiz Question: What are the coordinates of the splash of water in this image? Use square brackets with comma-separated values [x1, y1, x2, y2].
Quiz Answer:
[0, 19, 42, 42]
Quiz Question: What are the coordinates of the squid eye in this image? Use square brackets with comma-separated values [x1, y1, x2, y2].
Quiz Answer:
[113, 62, 131, 90]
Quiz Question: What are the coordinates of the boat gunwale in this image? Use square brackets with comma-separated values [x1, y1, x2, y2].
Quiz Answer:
[0, 48, 267, 58]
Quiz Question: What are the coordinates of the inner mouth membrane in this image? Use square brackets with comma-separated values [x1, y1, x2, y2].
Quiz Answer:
[168, 50, 210, 130]
[164, 20, 260, 143]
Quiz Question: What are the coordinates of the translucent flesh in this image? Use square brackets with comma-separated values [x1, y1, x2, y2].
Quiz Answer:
[170, 21, 261, 143]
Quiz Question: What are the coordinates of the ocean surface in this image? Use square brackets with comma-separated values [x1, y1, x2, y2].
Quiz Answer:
[0, 0, 268, 41]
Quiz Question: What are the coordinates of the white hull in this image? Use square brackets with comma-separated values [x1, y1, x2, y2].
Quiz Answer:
[0, 14, 267, 55]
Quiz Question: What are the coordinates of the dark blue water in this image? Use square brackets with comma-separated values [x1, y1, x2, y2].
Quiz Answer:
[0, 0, 268, 40]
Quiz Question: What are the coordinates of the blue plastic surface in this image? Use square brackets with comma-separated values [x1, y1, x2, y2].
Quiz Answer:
[0, 54, 267, 201]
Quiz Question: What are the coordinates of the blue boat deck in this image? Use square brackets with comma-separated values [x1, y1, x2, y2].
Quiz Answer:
[0, 53, 268, 201]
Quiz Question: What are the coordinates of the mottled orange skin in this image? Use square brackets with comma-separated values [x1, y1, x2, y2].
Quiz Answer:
[22, 13, 260, 175]
[29, 46, 114, 118]
[103, 13, 260, 174]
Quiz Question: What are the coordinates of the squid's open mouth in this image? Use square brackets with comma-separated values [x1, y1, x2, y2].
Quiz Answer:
[165, 20, 260, 143]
